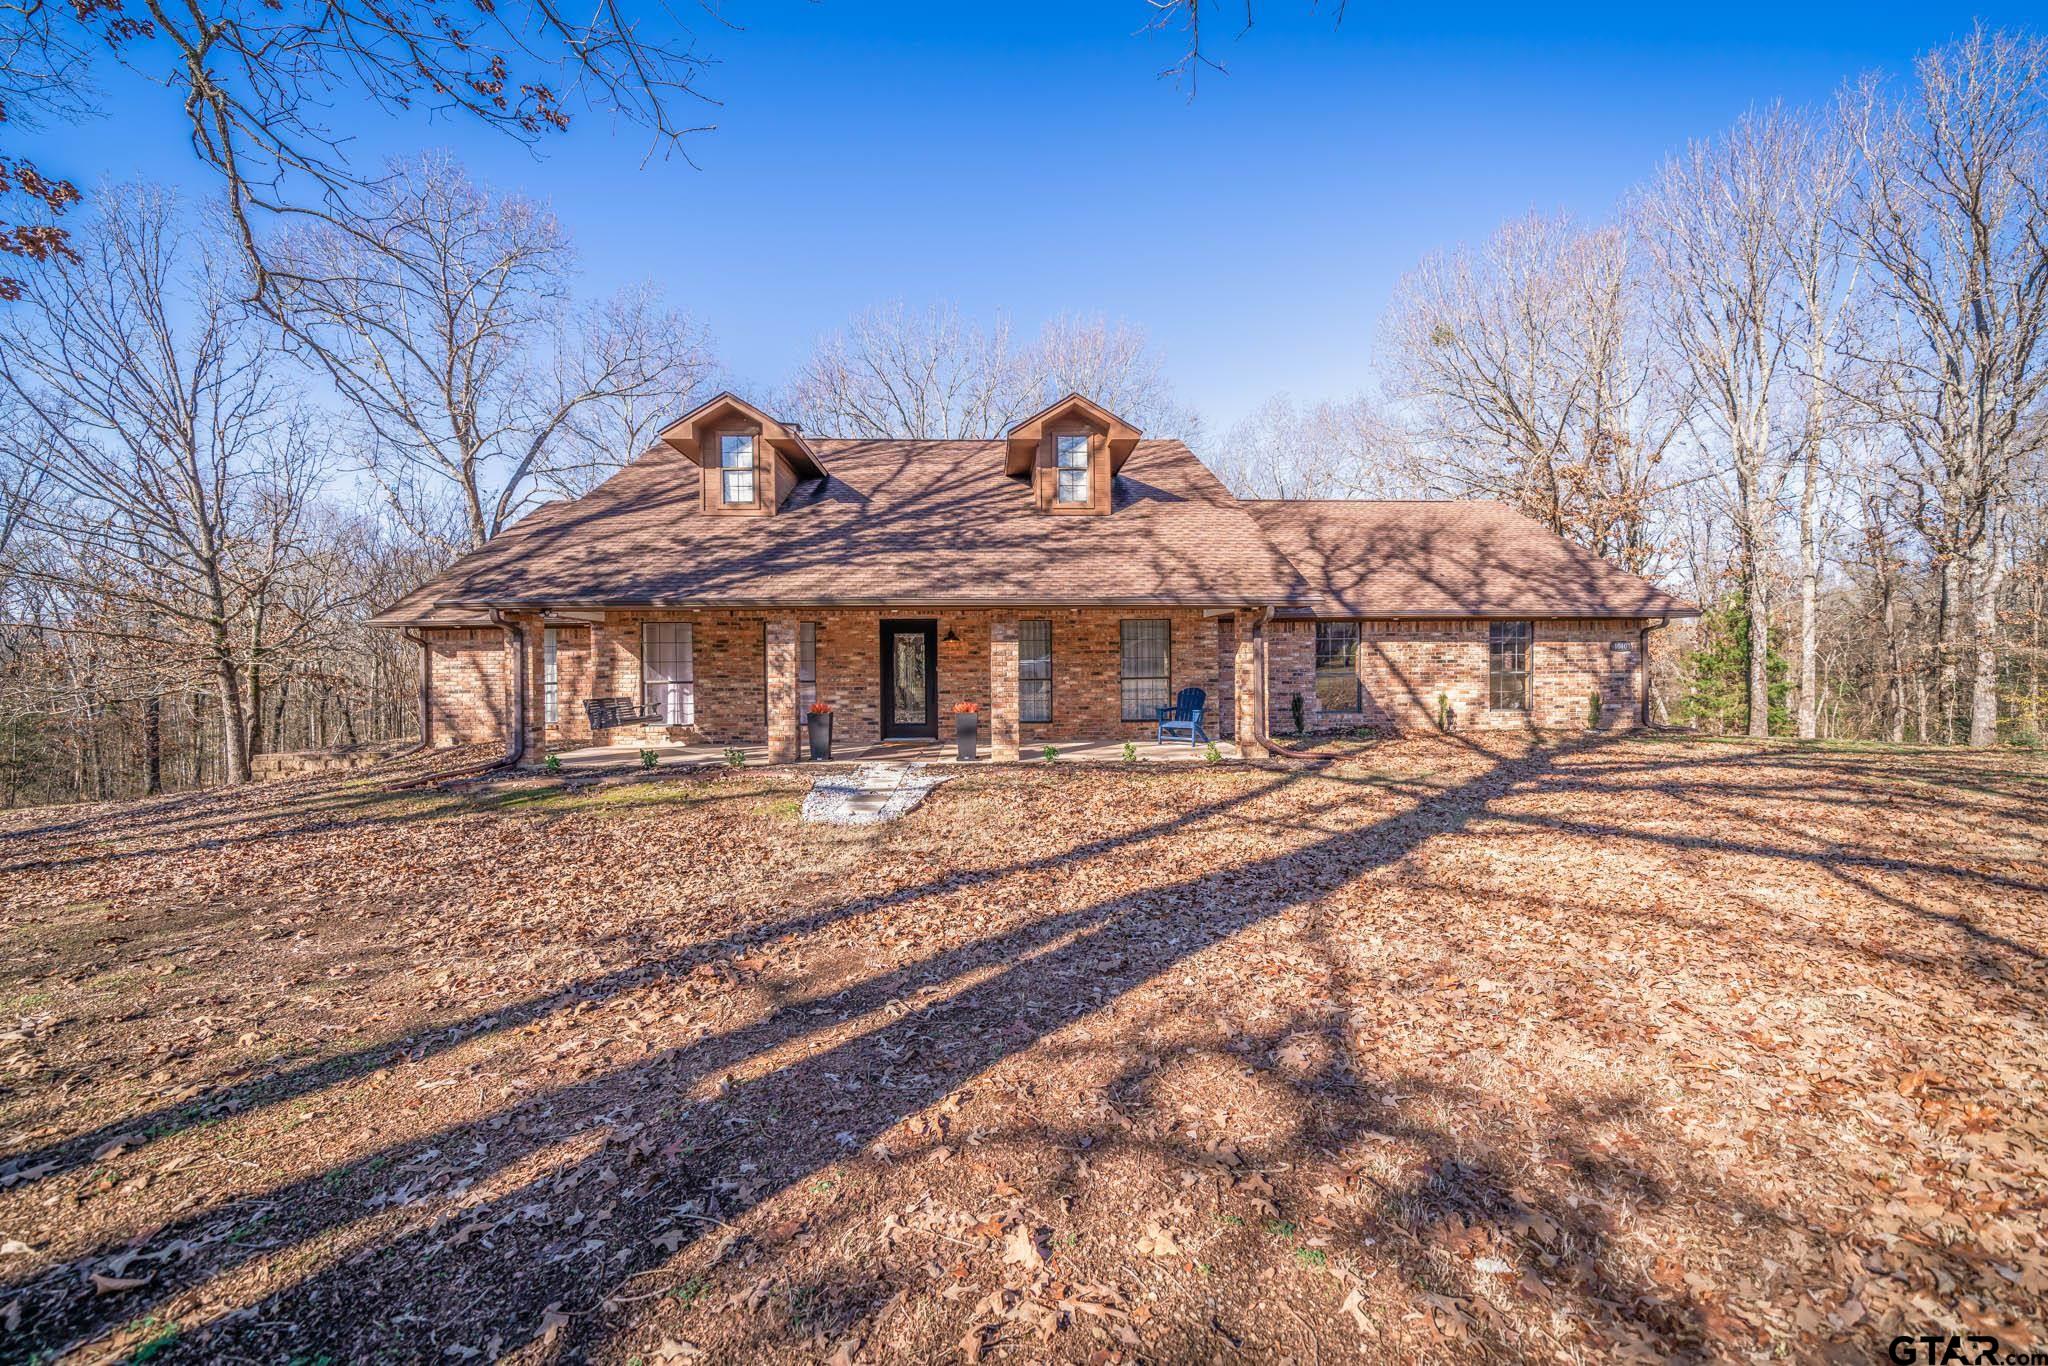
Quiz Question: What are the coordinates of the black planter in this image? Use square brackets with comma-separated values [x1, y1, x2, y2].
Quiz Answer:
[955, 712, 979, 761]
[807, 711, 832, 761]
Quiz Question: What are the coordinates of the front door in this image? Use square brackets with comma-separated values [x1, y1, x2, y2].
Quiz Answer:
[880, 619, 938, 739]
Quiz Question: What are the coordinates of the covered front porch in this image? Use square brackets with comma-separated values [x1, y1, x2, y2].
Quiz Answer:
[505, 604, 1269, 765]
[526, 735, 1243, 774]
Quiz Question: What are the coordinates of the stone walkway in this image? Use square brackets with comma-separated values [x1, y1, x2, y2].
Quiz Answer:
[799, 762, 954, 825]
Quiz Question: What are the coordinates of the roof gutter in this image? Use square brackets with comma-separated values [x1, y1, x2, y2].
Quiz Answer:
[490, 609, 528, 768]
[441, 595, 1287, 613]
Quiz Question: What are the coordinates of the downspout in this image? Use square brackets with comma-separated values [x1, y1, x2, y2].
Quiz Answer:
[1253, 606, 1276, 758]
[399, 627, 432, 755]
[491, 609, 528, 768]
[1640, 617, 1670, 727]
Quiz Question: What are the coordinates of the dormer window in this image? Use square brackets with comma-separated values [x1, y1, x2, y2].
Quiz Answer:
[662, 394, 827, 518]
[1055, 435, 1090, 504]
[1004, 394, 1139, 516]
[720, 435, 756, 504]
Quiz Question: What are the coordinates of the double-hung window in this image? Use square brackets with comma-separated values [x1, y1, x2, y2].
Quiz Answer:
[720, 434, 756, 505]
[1018, 619, 1051, 723]
[1120, 619, 1169, 721]
[1488, 621, 1531, 711]
[798, 622, 818, 714]
[643, 622, 695, 725]
[543, 627, 560, 724]
[1055, 434, 1090, 504]
[1314, 621, 1360, 712]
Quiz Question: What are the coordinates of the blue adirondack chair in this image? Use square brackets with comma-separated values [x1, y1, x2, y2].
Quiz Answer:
[1156, 687, 1208, 746]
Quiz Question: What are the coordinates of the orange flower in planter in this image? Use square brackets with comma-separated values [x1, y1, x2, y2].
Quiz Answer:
[952, 702, 980, 714]
[807, 702, 832, 715]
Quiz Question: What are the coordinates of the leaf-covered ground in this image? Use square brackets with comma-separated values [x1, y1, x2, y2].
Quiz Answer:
[0, 735, 2043, 1363]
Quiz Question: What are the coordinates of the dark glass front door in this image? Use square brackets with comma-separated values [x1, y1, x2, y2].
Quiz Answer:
[880, 619, 938, 739]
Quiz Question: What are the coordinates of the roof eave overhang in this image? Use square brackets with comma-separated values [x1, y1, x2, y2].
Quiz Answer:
[1272, 606, 1702, 621]
[434, 594, 1288, 613]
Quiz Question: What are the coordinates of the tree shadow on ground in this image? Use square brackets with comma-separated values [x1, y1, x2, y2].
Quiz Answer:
[3, 734, 2039, 1361]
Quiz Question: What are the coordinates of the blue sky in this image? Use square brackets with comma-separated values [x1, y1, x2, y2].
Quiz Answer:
[39, 1, 2038, 434]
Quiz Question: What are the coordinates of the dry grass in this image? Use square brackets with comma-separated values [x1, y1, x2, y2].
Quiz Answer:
[0, 734, 2043, 1363]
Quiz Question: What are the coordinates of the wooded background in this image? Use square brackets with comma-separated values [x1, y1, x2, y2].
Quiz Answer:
[3, 26, 2046, 806]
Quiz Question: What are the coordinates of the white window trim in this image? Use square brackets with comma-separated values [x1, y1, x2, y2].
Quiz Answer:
[798, 621, 818, 714]
[543, 627, 560, 725]
[642, 622, 696, 726]
[720, 434, 757, 505]
[1019, 618, 1052, 723]
[1119, 618, 1170, 721]
[1487, 620, 1532, 713]
[1055, 434, 1090, 504]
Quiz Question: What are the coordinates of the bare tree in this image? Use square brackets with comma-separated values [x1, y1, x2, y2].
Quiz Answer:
[1384, 213, 1687, 573]
[1142, 1, 1350, 89]
[1, 0, 709, 300]
[0, 0, 90, 299]
[785, 303, 1028, 440]
[1210, 394, 1416, 498]
[1778, 112, 1862, 739]
[1845, 27, 2048, 747]
[786, 304, 1199, 440]
[543, 282, 722, 498]
[1642, 110, 1807, 738]
[0, 185, 335, 784]
[1028, 314, 1202, 437]
[274, 154, 715, 552]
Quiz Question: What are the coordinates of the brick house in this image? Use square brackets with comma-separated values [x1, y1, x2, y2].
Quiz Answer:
[370, 393, 1696, 762]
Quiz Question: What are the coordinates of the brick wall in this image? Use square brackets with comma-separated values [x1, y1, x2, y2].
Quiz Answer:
[1015, 608, 1222, 742]
[1267, 617, 1646, 735]
[538, 624, 594, 746]
[495, 606, 1235, 752]
[990, 620, 1020, 760]
[764, 619, 799, 762]
[422, 627, 510, 746]
[1528, 619, 1645, 729]
[430, 611, 1645, 751]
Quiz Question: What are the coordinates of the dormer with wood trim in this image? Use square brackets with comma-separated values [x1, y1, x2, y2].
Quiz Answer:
[1004, 393, 1141, 516]
[660, 393, 828, 517]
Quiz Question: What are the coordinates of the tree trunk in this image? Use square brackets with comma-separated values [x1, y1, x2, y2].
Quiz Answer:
[270, 681, 290, 756]
[216, 657, 253, 784]
[1967, 531, 2004, 747]
[247, 659, 266, 759]
[1936, 553, 1961, 743]
[1796, 444, 1820, 740]
[1746, 553, 1771, 739]
[143, 695, 162, 796]
[1883, 587, 1906, 744]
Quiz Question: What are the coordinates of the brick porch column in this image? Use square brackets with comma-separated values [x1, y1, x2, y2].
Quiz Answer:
[765, 617, 799, 764]
[1234, 609, 1267, 759]
[519, 614, 548, 757]
[586, 617, 610, 725]
[989, 617, 1020, 761]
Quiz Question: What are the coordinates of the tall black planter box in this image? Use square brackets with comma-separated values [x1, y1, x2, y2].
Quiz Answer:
[807, 711, 832, 762]
[955, 712, 978, 761]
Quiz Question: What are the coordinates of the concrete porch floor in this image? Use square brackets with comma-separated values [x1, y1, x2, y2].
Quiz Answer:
[528, 736, 1239, 773]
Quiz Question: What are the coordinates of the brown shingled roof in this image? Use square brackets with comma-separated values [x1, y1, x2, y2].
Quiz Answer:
[369, 438, 1312, 623]
[1244, 499, 1697, 620]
